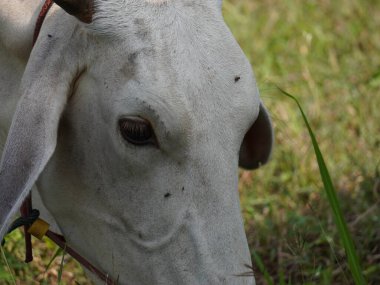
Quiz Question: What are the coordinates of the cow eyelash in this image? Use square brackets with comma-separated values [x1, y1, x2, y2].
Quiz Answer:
[119, 117, 157, 146]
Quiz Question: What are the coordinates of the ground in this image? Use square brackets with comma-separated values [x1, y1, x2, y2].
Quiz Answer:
[1, 0, 379, 284]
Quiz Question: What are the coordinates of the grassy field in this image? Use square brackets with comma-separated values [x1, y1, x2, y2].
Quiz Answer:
[1, 0, 379, 284]
[227, 0, 380, 284]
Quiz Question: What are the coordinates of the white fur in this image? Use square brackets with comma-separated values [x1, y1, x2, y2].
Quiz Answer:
[0, 1, 273, 284]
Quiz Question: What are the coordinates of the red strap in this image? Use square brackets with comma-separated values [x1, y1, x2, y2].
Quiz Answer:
[20, 193, 33, 262]
[20, 0, 54, 264]
[20, 196, 117, 284]
[33, 0, 54, 45]
[46, 231, 116, 285]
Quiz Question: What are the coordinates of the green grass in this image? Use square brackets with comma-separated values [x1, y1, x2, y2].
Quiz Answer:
[0, 230, 91, 284]
[227, 0, 379, 284]
[1, 0, 379, 284]
[278, 87, 366, 284]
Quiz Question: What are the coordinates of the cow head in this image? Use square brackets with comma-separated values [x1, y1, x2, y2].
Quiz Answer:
[0, 0, 273, 284]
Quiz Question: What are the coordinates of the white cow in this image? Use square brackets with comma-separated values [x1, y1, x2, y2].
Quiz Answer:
[0, 0, 273, 284]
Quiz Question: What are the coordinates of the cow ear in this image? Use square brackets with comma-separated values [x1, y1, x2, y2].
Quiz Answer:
[239, 102, 274, 170]
[53, 0, 94, 23]
[0, 41, 79, 240]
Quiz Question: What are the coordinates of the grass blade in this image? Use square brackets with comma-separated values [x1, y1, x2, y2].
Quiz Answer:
[278, 87, 366, 285]
[0, 247, 17, 285]
[57, 246, 66, 285]
[252, 251, 274, 285]
[45, 247, 63, 273]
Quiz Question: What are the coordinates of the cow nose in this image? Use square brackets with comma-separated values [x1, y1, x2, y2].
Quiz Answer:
[159, 205, 254, 285]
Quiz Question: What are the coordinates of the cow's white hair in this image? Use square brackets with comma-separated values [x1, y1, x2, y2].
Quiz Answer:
[88, 0, 222, 36]
[0, 0, 273, 284]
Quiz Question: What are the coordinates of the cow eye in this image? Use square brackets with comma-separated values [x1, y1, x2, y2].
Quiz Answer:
[119, 117, 156, 146]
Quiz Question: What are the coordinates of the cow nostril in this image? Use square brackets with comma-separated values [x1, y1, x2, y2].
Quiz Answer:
[234, 76, 241, 82]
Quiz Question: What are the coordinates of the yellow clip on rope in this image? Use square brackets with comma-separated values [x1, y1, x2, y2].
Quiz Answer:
[27, 218, 50, 240]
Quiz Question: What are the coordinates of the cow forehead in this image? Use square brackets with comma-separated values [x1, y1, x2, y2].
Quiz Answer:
[88, 0, 224, 37]
[83, 4, 259, 130]
[84, 45, 258, 145]
[145, 0, 169, 3]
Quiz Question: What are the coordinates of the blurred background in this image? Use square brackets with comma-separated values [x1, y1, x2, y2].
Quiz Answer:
[1, 0, 379, 284]
[229, 0, 379, 284]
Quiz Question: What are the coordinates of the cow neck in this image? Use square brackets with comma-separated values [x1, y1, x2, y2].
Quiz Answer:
[16, 1, 118, 284]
